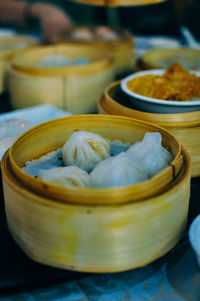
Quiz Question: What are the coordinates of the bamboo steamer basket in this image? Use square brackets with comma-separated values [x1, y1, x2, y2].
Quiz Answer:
[8, 45, 114, 114]
[99, 81, 200, 177]
[8, 115, 183, 205]
[2, 114, 190, 272]
[1, 144, 190, 273]
[71, 0, 165, 7]
[137, 48, 200, 71]
[52, 26, 134, 75]
[0, 36, 37, 93]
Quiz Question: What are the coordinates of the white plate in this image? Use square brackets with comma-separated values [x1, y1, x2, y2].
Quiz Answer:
[0, 105, 72, 161]
[189, 215, 200, 267]
[121, 69, 200, 114]
[0, 104, 72, 124]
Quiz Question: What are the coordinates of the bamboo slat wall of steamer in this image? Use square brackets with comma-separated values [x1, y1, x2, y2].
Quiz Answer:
[2, 115, 190, 273]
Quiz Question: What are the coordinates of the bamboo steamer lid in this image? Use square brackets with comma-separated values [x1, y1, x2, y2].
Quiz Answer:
[0, 36, 37, 93]
[8, 44, 115, 114]
[99, 81, 200, 177]
[8, 115, 183, 205]
[52, 26, 134, 75]
[1, 145, 190, 272]
[71, 0, 165, 7]
[137, 48, 200, 71]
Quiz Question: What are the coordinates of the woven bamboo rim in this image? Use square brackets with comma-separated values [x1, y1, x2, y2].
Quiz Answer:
[8, 115, 183, 205]
[102, 81, 200, 127]
[71, 0, 165, 7]
[11, 44, 113, 77]
[138, 48, 200, 71]
[1, 145, 190, 272]
[100, 81, 200, 176]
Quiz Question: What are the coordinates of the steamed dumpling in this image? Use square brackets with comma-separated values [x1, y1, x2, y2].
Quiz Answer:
[38, 166, 89, 188]
[69, 28, 93, 40]
[62, 131, 111, 172]
[35, 54, 90, 68]
[35, 54, 72, 67]
[127, 132, 173, 177]
[89, 152, 148, 188]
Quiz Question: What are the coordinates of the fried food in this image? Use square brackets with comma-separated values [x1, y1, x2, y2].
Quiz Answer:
[127, 63, 200, 101]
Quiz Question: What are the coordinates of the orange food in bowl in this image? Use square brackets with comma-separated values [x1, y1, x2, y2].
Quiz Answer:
[127, 63, 200, 101]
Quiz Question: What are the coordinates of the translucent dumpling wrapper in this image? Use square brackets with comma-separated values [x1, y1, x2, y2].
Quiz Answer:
[108, 139, 130, 156]
[35, 54, 71, 67]
[22, 149, 63, 178]
[62, 131, 111, 172]
[38, 166, 90, 188]
[89, 152, 148, 188]
[127, 132, 173, 177]
[35, 54, 90, 68]
[75, 57, 91, 65]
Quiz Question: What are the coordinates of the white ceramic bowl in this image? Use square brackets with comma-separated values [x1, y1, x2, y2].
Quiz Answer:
[189, 214, 200, 267]
[121, 69, 200, 114]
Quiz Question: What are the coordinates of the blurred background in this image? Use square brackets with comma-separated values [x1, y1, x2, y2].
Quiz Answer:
[1, 0, 199, 39]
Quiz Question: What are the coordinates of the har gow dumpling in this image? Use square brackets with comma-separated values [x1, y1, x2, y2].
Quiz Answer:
[89, 152, 148, 188]
[62, 131, 111, 172]
[35, 54, 72, 68]
[38, 166, 90, 188]
[127, 132, 173, 177]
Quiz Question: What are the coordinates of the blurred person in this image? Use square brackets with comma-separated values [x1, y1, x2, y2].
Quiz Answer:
[0, 0, 73, 42]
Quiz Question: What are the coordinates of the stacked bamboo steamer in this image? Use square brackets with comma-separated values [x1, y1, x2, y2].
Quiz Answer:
[8, 44, 114, 114]
[52, 26, 134, 76]
[71, 0, 165, 7]
[0, 36, 37, 93]
[136, 48, 200, 71]
[99, 81, 200, 177]
[1, 115, 190, 272]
